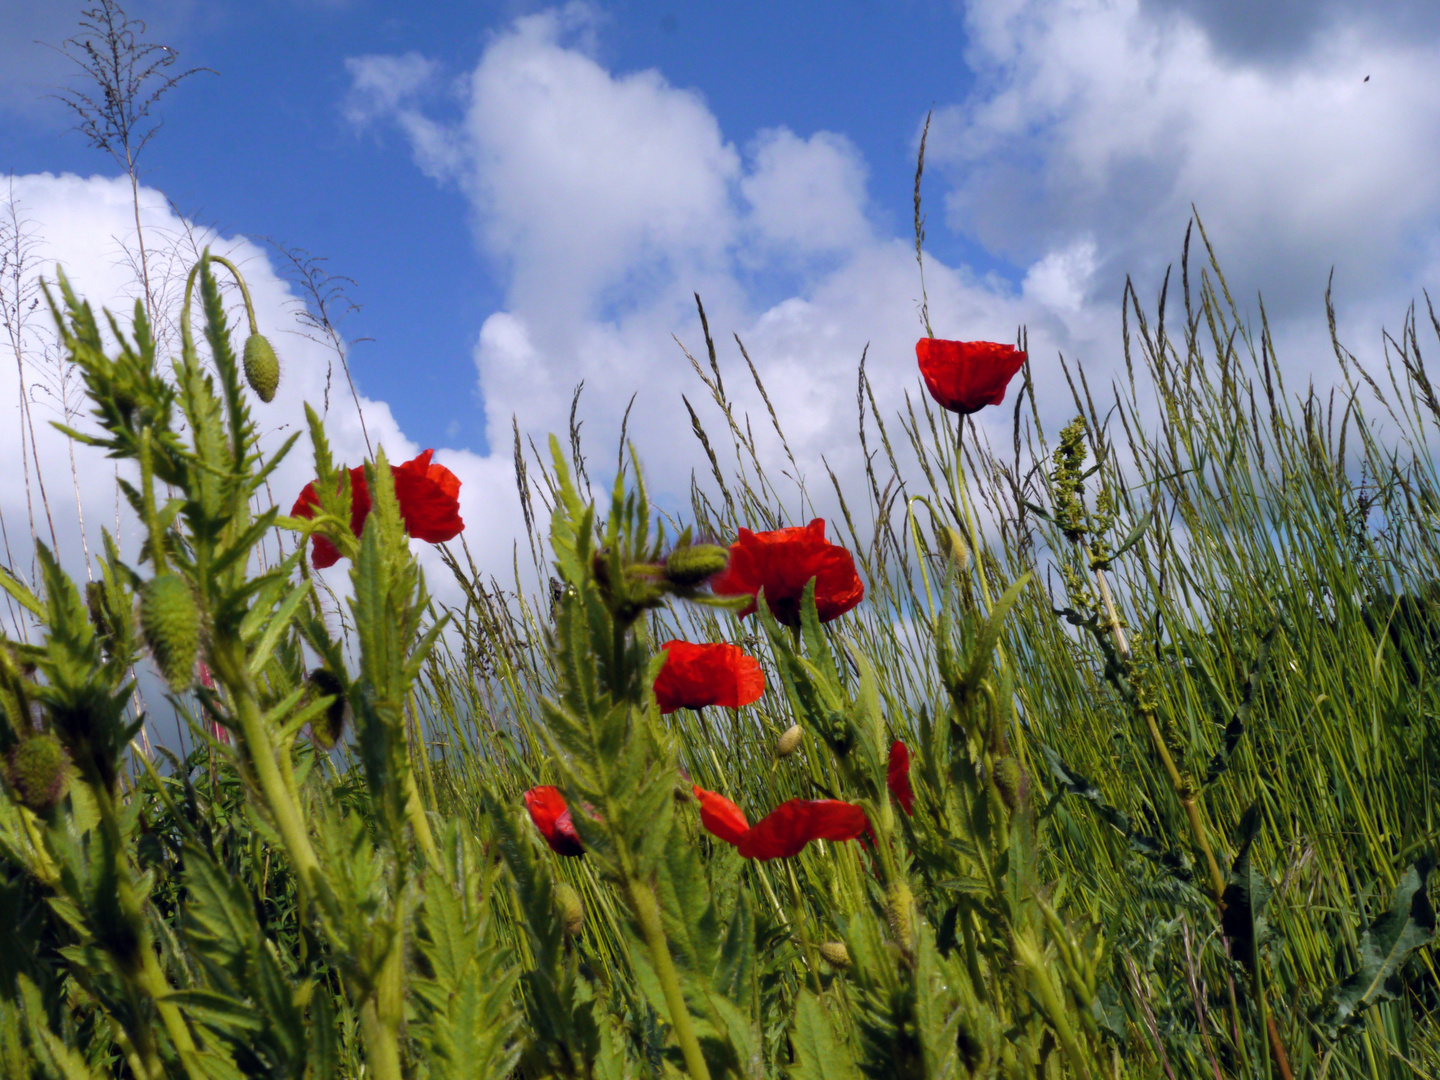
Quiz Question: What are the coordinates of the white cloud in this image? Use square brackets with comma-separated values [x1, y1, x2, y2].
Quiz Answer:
[0, 173, 522, 617]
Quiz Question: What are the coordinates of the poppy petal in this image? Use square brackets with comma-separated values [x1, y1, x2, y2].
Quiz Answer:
[737, 798, 869, 860]
[524, 785, 585, 857]
[693, 785, 751, 847]
[655, 640, 766, 714]
[888, 740, 914, 815]
[916, 339, 1027, 415]
[710, 519, 864, 627]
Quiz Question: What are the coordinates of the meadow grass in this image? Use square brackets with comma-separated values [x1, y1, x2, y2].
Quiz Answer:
[2, 230, 1439, 1080]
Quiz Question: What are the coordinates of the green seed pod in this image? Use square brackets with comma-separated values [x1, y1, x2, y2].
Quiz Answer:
[306, 668, 348, 750]
[7, 734, 70, 814]
[818, 941, 850, 968]
[992, 756, 1026, 812]
[776, 724, 804, 758]
[554, 882, 585, 937]
[140, 574, 201, 691]
[243, 334, 280, 403]
[664, 544, 729, 588]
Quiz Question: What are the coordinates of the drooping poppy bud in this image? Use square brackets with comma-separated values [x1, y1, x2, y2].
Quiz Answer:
[992, 756, 1027, 812]
[306, 668, 348, 750]
[887, 740, 914, 815]
[776, 724, 804, 758]
[554, 882, 585, 937]
[6, 734, 70, 814]
[85, 581, 115, 640]
[888, 882, 915, 946]
[818, 941, 851, 968]
[711, 519, 864, 627]
[654, 640, 765, 714]
[524, 786, 585, 857]
[140, 573, 201, 691]
[664, 543, 730, 588]
[243, 333, 280, 403]
[915, 338, 1027, 415]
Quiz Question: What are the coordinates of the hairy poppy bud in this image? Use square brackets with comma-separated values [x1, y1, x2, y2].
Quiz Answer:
[937, 526, 970, 569]
[85, 581, 116, 640]
[776, 724, 804, 758]
[818, 941, 850, 968]
[664, 544, 729, 588]
[554, 882, 585, 937]
[7, 734, 70, 814]
[243, 334, 280, 403]
[887, 882, 914, 946]
[306, 668, 348, 750]
[140, 574, 200, 691]
[992, 756, 1026, 812]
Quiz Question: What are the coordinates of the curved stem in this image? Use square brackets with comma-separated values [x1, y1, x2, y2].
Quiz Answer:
[630, 880, 713, 1080]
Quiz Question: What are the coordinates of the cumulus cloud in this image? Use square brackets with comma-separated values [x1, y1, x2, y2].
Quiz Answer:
[935, 0, 1440, 326]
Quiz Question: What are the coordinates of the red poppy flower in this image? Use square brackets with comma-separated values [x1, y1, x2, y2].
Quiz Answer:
[888, 740, 914, 815]
[654, 640, 765, 714]
[916, 338, 1027, 415]
[524, 785, 585, 857]
[710, 519, 864, 627]
[692, 785, 869, 861]
[291, 449, 464, 568]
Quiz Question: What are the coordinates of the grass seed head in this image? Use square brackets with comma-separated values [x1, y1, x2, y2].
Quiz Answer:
[140, 573, 200, 691]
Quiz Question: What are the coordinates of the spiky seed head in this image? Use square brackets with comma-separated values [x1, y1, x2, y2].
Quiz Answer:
[306, 668, 348, 750]
[140, 574, 200, 691]
[777, 724, 804, 758]
[554, 882, 585, 937]
[937, 527, 970, 569]
[992, 756, 1026, 812]
[7, 734, 70, 814]
[818, 941, 850, 967]
[243, 334, 280, 403]
[664, 544, 729, 588]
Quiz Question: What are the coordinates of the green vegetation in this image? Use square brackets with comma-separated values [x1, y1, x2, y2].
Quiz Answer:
[3, 225, 1440, 1079]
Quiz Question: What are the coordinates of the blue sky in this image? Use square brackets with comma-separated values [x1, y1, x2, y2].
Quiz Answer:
[2, 0, 1002, 455]
[3, 0, 1439, 602]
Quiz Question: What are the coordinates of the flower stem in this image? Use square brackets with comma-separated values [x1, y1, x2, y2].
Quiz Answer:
[630, 880, 712, 1080]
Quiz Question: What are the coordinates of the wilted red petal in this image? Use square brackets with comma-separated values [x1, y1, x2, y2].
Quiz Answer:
[737, 798, 869, 861]
[693, 785, 751, 847]
[888, 740, 914, 815]
[291, 450, 462, 567]
[524, 785, 585, 857]
[654, 640, 766, 714]
[710, 518, 864, 627]
[916, 339, 1027, 415]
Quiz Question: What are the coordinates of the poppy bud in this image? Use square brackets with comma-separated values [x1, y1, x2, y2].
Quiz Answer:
[554, 882, 585, 937]
[140, 574, 201, 691]
[664, 544, 729, 588]
[776, 724, 804, 758]
[937, 526, 970, 569]
[818, 941, 850, 968]
[6, 734, 70, 814]
[85, 581, 116, 640]
[887, 882, 914, 946]
[992, 756, 1027, 812]
[243, 333, 280, 403]
[306, 668, 348, 750]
